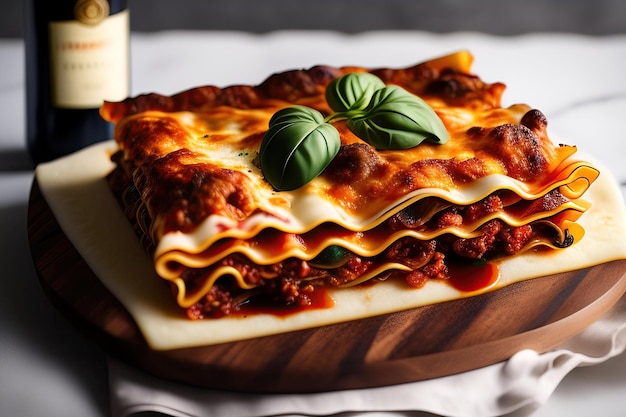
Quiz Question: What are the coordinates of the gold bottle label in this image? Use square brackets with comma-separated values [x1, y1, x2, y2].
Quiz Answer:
[74, 0, 110, 25]
[48, 7, 129, 109]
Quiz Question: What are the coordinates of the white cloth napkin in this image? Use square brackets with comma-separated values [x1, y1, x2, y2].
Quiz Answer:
[109, 295, 626, 417]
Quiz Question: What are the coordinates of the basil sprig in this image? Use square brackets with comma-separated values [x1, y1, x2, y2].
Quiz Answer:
[259, 72, 449, 190]
[259, 106, 341, 191]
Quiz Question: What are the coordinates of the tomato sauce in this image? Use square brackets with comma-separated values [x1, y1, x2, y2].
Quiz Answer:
[228, 259, 499, 319]
[236, 287, 335, 318]
[447, 261, 500, 292]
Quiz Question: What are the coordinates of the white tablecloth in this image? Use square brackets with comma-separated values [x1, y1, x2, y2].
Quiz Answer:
[1, 31, 626, 417]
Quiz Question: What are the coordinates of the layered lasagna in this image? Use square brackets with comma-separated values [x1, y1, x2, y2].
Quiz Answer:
[100, 51, 599, 320]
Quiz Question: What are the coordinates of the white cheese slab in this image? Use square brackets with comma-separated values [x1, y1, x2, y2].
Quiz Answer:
[36, 141, 626, 350]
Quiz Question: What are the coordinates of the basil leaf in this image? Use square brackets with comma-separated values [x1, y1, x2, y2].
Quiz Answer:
[347, 85, 449, 150]
[325, 72, 386, 113]
[310, 245, 351, 268]
[260, 106, 341, 191]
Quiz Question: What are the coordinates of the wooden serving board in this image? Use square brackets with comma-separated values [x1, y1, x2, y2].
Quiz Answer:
[28, 179, 626, 393]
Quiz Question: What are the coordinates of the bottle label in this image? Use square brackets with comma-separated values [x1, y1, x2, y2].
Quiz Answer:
[48, 8, 129, 109]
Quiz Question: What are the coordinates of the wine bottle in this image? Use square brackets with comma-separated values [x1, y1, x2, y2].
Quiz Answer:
[25, 0, 130, 164]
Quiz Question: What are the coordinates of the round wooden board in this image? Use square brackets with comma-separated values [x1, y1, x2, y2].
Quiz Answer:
[27, 179, 626, 393]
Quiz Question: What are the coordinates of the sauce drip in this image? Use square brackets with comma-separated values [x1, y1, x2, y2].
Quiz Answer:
[447, 261, 500, 292]
[228, 261, 498, 319]
[236, 287, 335, 318]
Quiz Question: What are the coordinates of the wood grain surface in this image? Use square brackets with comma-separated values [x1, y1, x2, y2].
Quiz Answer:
[27, 179, 626, 393]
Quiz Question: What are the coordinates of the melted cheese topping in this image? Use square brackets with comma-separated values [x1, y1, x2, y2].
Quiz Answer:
[111, 103, 574, 236]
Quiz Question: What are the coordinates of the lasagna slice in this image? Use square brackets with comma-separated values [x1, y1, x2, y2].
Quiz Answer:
[101, 51, 599, 320]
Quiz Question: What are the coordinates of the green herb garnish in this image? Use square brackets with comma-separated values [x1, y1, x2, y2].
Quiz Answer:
[310, 245, 351, 267]
[347, 85, 450, 150]
[259, 72, 449, 190]
[325, 72, 386, 113]
[259, 106, 341, 191]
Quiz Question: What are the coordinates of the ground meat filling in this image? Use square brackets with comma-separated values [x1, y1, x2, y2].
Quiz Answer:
[181, 183, 573, 319]
[184, 215, 541, 319]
